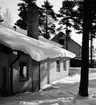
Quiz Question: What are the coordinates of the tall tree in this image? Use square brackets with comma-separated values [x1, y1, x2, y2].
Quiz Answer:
[58, 0, 96, 37]
[78, 0, 92, 96]
[57, 0, 83, 35]
[58, 0, 94, 96]
[39, 0, 57, 39]
[58, 0, 96, 66]
[57, 0, 78, 49]
[3, 8, 12, 25]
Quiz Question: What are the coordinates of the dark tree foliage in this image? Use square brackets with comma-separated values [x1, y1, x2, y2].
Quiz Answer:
[15, 0, 57, 39]
[15, 0, 36, 30]
[57, 0, 78, 49]
[57, 0, 83, 34]
[39, 0, 57, 39]
[58, 0, 96, 37]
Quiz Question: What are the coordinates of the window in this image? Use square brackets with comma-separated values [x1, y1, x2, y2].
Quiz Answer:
[63, 61, 66, 71]
[58, 39, 64, 45]
[57, 60, 60, 72]
[19, 61, 28, 82]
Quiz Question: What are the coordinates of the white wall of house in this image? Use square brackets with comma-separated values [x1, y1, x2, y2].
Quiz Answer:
[40, 58, 70, 89]
[50, 59, 70, 83]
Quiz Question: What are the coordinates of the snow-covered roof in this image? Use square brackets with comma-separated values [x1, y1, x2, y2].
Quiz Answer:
[0, 22, 63, 48]
[0, 23, 76, 61]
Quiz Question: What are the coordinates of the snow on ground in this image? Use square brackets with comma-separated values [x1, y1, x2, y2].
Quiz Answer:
[0, 68, 96, 105]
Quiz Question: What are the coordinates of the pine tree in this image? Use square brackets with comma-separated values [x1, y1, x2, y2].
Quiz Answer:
[39, 0, 57, 39]
[57, 0, 77, 49]
[58, 0, 95, 96]
[58, 0, 96, 36]
[57, 0, 83, 34]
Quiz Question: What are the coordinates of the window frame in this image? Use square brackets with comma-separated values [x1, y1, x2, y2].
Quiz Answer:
[56, 60, 60, 72]
[19, 60, 29, 82]
[63, 61, 66, 71]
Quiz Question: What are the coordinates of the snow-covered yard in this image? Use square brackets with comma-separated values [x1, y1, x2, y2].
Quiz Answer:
[0, 68, 96, 105]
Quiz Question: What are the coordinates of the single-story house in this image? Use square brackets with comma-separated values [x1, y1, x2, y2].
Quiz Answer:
[0, 23, 75, 96]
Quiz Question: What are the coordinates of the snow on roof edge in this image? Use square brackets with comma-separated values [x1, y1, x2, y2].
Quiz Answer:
[0, 23, 76, 61]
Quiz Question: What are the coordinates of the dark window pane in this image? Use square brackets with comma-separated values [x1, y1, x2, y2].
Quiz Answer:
[63, 61, 66, 71]
[58, 39, 64, 45]
[57, 60, 60, 72]
[19, 61, 28, 82]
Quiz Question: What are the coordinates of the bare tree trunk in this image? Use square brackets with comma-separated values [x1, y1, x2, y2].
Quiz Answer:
[78, 0, 92, 97]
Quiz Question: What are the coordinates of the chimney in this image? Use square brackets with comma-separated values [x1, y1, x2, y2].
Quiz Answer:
[27, 3, 39, 39]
